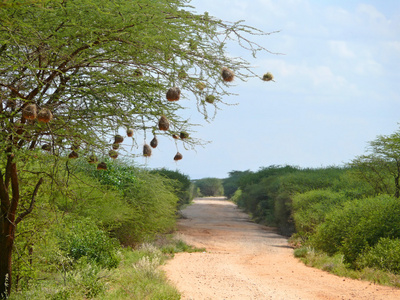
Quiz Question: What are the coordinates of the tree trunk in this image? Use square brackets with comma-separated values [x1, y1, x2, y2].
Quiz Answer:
[0, 160, 19, 299]
[0, 158, 42, 299]
[0, 219, 14, 298]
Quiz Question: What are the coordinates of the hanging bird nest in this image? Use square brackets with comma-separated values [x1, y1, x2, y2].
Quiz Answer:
[172, 134, 179, 139]
[196, 82, 206, 91]
[88, 155, 98, 164]
[114, 134, 124, 144]
[133, 69, 143, 77]
[178, 70, 188, 79]
[205, 95, 216, 104]
[221, 67, 234, 82]
[174, 152, 183, 161]
[37, 108, 53, 123]
[112, 143, 120, 150]
[15, 123, 24, 135]
[41, 144, 51, 151]
[262, 72, 274, 81]
[158, 115, 170, 131]
[127, 128, 134, 137]
[22, 104, 37, 120]
[143, 144, 152, 157]
[150, 136, 158, 148]
[180, 132, 189, 139]
[68, 151, 79, 159]
[97, 162, 107, 170]
[109, 150, 118, 159]
[166, 86, 181, 101]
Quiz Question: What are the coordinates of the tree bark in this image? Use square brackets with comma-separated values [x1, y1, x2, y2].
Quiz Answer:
[0, 219, 14, 298]
[0, 161, 43, 299]
[0, 161, 19, 299]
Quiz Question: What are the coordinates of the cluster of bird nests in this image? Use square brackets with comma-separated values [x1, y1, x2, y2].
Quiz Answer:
[43, 67, 273, 170]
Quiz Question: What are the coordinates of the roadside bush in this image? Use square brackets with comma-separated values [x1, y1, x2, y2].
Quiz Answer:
[222, 170, 252, 199]
[311, 195, 400, 266]
[357, 238, 400, 274]
[194, 177, 224, 196]
[151, 168, 193, 208]
[77, 161, 179, 245]
[55, 217, 120, 269]
[114, 171, 178, 245]
[230, 188, 242, 205]
[292, 189, 347, 235]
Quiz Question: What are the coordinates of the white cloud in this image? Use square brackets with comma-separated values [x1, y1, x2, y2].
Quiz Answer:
[329, 40, 355, 58]
[356, 4, 386, 22]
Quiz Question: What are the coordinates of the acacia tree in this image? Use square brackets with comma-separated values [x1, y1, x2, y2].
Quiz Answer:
[350, 130, 400, 198]
[0, 0, 273, 296]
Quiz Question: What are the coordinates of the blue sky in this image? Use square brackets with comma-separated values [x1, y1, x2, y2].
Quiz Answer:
[135, 0, 400, 179]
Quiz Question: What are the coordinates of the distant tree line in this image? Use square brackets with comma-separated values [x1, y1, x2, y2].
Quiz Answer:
[221, 127, 400, 275]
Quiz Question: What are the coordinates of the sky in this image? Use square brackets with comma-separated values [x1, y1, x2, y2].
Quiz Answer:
[135, 0, 400, 179]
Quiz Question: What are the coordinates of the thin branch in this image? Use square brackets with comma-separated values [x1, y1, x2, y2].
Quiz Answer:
[15, 178, 43, 225]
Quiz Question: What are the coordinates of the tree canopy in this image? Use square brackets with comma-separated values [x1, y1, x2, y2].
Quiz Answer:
[0, 0, 274, 297]
[1, 0, 271, 163]
[350, 129, 400, 198]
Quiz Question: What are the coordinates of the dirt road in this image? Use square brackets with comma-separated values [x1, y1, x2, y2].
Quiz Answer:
[162, 197, 400, 300]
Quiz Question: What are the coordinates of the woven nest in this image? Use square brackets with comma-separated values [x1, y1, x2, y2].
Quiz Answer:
[22, 104, 37, 120]
[37, 108, 53, 123]
[109, 150, 118, 159]
[221, 67, 234, 82]
[143, 144, 152, 157]
[262, 72, 274, 81]
[68, 151, 79, 159]
[41, 144, 51, 151]
[158, 115, 170, 131]
[180, 132, 189, 139]
[97, 162, 107, 170]
[88, 155, 98, 164]
[196, 82, 206, 91]
[133, 69, 143, 77]
[15, 123, 24, 135]
[205, 95, 216, 104]
[150, 137, 158, 148]
[178, 70, 187, 79]
[114, 134, 124, 144]
[112, 143, 120, 150]
[172, 134, 179, 139]
[166, 87, 181, 101]
[174, 152, 183, 161]
[127, 128, 134, 137]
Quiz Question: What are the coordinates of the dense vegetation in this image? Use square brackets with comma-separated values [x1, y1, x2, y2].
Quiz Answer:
[223, 128, 400, 284]
[7, 160, 195, 299]
[193, 177, 224, 197]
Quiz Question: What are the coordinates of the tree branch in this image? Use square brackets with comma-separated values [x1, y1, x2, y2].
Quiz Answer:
[4, 152, 13, 189]
[0, 171, 10, 214]
[16, 178, 43, 225]
[27, 41, 101, 101]
[8, 161, 20, 222]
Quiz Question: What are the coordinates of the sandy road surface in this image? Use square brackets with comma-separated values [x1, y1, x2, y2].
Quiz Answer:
[162, 198, 400, 300]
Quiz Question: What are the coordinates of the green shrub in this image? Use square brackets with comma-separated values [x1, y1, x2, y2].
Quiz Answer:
[194, 177, 224, 196]
[151, 168, 193, 207]
[311, 195, 400, 266]
[357, 238, 400, 273]
[292, 189, 347, 235]
[114, 171, 178, 245]
[55, 217, 120, 269]
[230, 188, 242, 205]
